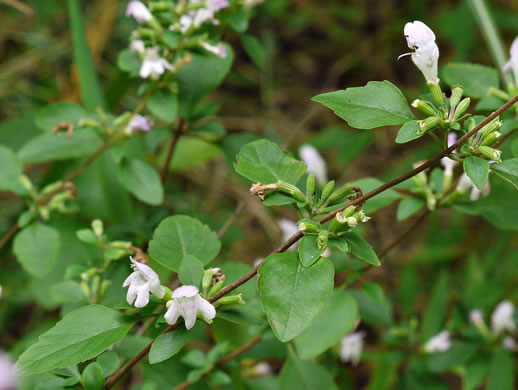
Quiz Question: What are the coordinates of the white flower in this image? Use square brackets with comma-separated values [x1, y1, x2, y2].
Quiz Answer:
[322, 247, 331, 258]
[200, 41, 227, 58]
[126, 1, 153, 24]
[441, 132, 458, 177]
[347, 217, 358, 227]
[254, 362, 272, 376]
[164, 285, 216, 329]
[339, 332, 365, 365]
[130, 39, 145, 54]
[0, 285, 2, 299]
[503, 36, 518, 85]
[139, 48, 174, 79]
[491, 300, 516, 336]
[456, 173, 490, 201]
[278, 218, 299, 251]
[400, 21, 439, 85]
[0, 352, 17, 390]
[504, 336, 516, 351]
[126, 114, 151, 135]
[207, 0, 230, 11]
[298, 145, 327, 186]
[470, 309, 484, 327]
[123, 257, 165, 308]
[424, 330, 451, 353]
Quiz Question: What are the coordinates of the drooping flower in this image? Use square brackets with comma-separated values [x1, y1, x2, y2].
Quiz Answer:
[424, 330, 451, 353]
[491, 300, 516, 336]
[298, 144, 328, 186]
[339, 332, 365, 365]
[164, 285, 216, 329]
[130, 39, 146, 54]
[199, 41, 227, 58]
[400, 21, 439, 85]
[139, 48, 174, 79]
[123, 257, 165, 308]
[278, 218, 299, 251]
[126, 114, 151, 135]
[126, 1, 153, 24]
[440, 132, 458, 177]
[503, 36, 518, 85]
[456, 173, 490, 201]
[0, 352, 17, 390]
[254, 362, 272, 376]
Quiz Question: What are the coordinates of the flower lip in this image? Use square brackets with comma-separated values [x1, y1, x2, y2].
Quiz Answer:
[173, 285, 199, 298]
[404, 21, 436, 49]
[130, 256, 156, 279]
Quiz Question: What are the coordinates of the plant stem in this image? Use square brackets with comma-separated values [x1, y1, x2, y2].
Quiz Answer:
[161, 118, 186, 184]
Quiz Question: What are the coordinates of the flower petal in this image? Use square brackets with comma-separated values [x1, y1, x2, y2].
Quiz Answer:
[164, 302, 181, 325]
[195, 295, 216, 319]
[134, 284, 150, 308]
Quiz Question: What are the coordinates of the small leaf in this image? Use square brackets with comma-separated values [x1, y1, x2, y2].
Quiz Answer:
[397, 197, 425, 221]
[16, 305, 134, 375]
[464, 156, 490, 190]
[298, 235, 325, 267]
[149, 215, 221, 272]
[234, 139, 307, 185]
[396, 120, 422, 144]
[0, 144, 23, 190]
[488, 348, 514, 390]
[117, 49, 140, 75]
[178, 255, 205, 287]
[421, 272, 449, 341]
[96, 352, 120, 377]
[342, 231, 380, 266]
[442, 62, 499, 98]
[241, 35, 265, 69]
[147, 90, 178, 124]
[312, 81, 414, 129]
[279, 352, 338, 390]
[50, 281, 86, 304]
[257, 252, 334, 342]
[35, 102, 87, 133]
[492, 158, 518, 178]
[13, 223, 61, 277]
[118, 158, 164, 206]
[81, 362, 104, 390]
[149, 328, 189, 364]
[426, 341, 477, 373]
[328, 237, 349, 252]
[349, 283, 393, 326]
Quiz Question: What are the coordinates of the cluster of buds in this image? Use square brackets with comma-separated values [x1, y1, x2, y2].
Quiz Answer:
[468, 117, 503, 162]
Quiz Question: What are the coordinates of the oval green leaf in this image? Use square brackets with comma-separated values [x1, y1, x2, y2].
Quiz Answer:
[118, 158, 164, 206]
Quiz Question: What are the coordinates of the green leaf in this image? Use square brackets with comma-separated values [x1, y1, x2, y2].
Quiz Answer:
[492, 158, 518, 179]
[67, 0, 105, 110]
[464, 156, 490, 190]
[426, 341, 477, 373]
[178, 255, 205, 287]
[118, 158, 164, 206]
[96, 352, 120, 377]
[147, 90, 178, 124]
[169, 136, 221, 171]
[279, 352, 338, 390]
[18, 129, 103, 163]
[35, 102, 88, 133]
[342, 231, 380, 266]
[421, 272, 449, 341]
[241, 34, 266, 69]
[234, 139, 307, 185]
[442, 62, 499, 98]
[328, 237, 349, 252]
[349, 283, 393, 326]
[293, 289, 358, 359]
[397, 197, 425, 221]
[312, 81, 414, 129]
[0, 144, 23, 190]
[396, 121, 422, 144]
[149, 215, 221, 271]
[149, 328, 189, 364]
[13, 223, 61, 277]
[488, 349, 514, 390]
[298, 235, 325, 267]
[81, 362, 104, 390]
[257, 252, 334, 342]
[177, 44, 234, 117]
[117, 48, 140, 75]
[50, 281, 86, 304]
[16, 305, 134, 375]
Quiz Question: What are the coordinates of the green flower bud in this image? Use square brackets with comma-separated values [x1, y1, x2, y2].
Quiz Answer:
[488, 86, 510, 101]
[298, 221, 320, 234]
[306, 174, 316, 197]
[417, 117, 439, 135]
[467, 118, 476, 131]
[449, 85, 464, 110]
[321, 180, 335, 202]
[110, 241, 132, 250]
[19, 175, 34, 193]
[277, 181, 306, 202]
[452, 98, 470, 121]
[81, 280, 91, 300]
[208, 280, 224, 297]
[92, 219, 103, 237]
[411, 99, 437, 117]
[427, 81, 444, 106]
[214, 294, 245, 308]
[317, 230, 329, 250]
[38, 206, 50, 221]
[202, 269, 214, 291]
[99, 280, 112, 300]
[162, 286, 172, 302]
[480, 117, 502, 138]
[478, 146, 502, 162]
[481, 131, 501, 147]
[329, 183, 353, 202]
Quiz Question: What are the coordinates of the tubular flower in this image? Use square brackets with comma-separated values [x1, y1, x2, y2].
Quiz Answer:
[424, 330, 451, 353]
[164, 285, 216, 329]
[491, 300, 516, 336]
[299, 144, 328, 186]
[123, 257, 165, 308]
[126, 1, 153, 24]
[129, 39, 146, 54]
[126, 114, 151, 135]
[139, 48, 174, 79]
[200, 41, 227, 58]
[400, 21, 439, 85]
[503, 36, 518, 85]
[339, 332, 365, 365]
[278, 218, 299, 251]
[0, 352, 18, 390]
[456, 173, 490, 201]
[440, 133, 458, 177]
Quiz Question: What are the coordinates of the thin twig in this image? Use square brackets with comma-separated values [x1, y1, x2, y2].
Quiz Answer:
[161, 118, 186, 184]
[172, 335, 263, 390]
[0, 223, 20, 252]
[105, 94, 518, 389]
[217, 201, 245, 239]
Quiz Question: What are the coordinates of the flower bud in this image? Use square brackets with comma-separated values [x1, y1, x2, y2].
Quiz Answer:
[346, 217, 358, 227]
[277, 181, 306, 202]
[110, 241, 132, 250]
[329, 183, 353, 202]
[208, 280, 224, 297]
[480, 117, 502, 138]
[481, 131, 501, 147]
[321, 180, 335, 202]
[488, 86, 510, 101]
[452, 98, 470, 121]
[467, 118, 476, 131]
[92, 219, 103, 237]
[417, 116, 439, 134]
[19, 175, 34, 193]
[449, 85, 464, 110]
[298, 221, 320, 234]
[478, 146, 502, 162]
[161, 286, 172, 301]
[202, 269, 214, 292]
[214, 294, 245, 308]
[306, 174, 316, 197]
[317, 230, 329, 250]
[427, 81, 443, 105]
[411, 99, 437, 117]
